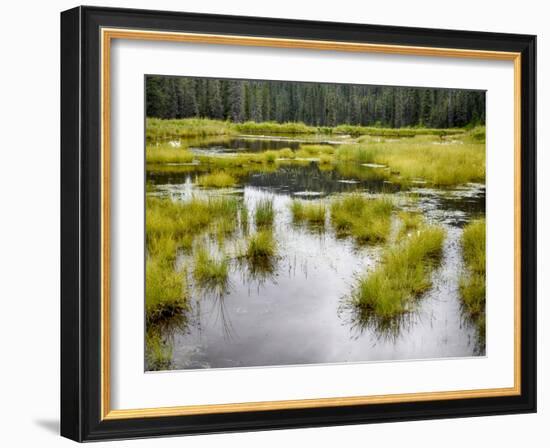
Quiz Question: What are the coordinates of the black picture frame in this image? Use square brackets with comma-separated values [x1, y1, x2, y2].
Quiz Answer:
[61, 5, 536, 442]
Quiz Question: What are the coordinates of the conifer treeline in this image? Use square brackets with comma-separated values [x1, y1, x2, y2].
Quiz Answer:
[146, 76, 485, 128]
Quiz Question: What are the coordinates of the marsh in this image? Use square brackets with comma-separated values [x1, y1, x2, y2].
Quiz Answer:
[144, 77, 486, 371]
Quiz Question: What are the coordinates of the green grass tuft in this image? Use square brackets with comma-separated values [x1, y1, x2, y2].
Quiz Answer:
[146, 144, 195, 164]
[255, 199, 275, 228]
[145, 331, 173, 371]
[291, 200, 326, 228]
[459, 218, 486, 335]
[330, 195, 393, 244]
[353, 225, 445, 319]
[196, 171, 237, 188]
[193, 247, 229, 288]
[245, 230, 276, 260]
[145, 257, 186, 325]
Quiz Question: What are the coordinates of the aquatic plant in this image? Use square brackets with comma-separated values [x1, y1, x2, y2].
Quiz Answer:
[459, 218, 486, 334]
[334, 144, 378, 164]
[146, 117, 235, 141]
[397, 211, 424, 240]
[263, 150, 279, 164]
[290, 200, 326, 227]
[146, 196, 239, 252]
[145, 144, 195, 164]
[145, 257, 187, 325]
[193, 247, 229, 288]
[234, 120, 316, 134]
[196, 171, 237, 188]
[245, 230, 276, 260]
[352, 225, 445, 319]
[330, 195, 393, 244]
[254, 199, 275, 228]
[145, 331, 173, 371]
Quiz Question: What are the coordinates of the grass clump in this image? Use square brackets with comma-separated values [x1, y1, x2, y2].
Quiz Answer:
[263, 150, 280, 164]
[245, 230, 276, 260]
[397, 211, 424, 240]
[291, 200, 326, 227]
[330, 195, 393, 244]
[145, 331, 173, 371]
[234, 121, 316, 134]
[146, 118, 235, 141]
[334, 136, 485, 186]
[146, 144, 195, 164]
[193, 247, 229, 288]
[145, 257, 186, 325]
[353, 225, 445, 319]
[196, 171, 237, 188]
[255, 199, 275, 228]
[459, 218, 486, 334]
[146, 196, 239, 250]
[335, 144, 378, 164]
[332, 124, 465, 138]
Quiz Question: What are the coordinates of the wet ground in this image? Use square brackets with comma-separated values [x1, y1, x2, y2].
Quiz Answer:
[147, 136, 486, 370]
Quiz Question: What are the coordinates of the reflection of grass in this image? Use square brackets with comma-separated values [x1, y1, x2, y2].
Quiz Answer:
[196, 171, 237, 188]
[353, 225, 445, 319]
[146, 144, 195, 163]
[145, 331, 173, 371]
[459, 218, 486, 337]
[330, 195, 393, 244]
[291, 200, 326, 228]
[193, 247, 229, 288]
[246, 230, 276, 260]
[255, 199, 274, 228]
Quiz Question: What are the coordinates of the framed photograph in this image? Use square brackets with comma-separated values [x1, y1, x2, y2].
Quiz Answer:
[60, 6, 536, 441]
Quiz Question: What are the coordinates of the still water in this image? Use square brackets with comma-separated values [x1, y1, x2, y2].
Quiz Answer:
[148, 136, 486, 370]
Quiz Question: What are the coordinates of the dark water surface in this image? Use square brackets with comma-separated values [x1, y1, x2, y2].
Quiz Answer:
[148, 136, 486, 370]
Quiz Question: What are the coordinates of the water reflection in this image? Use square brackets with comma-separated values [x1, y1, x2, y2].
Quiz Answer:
[148, 136, 486, 370]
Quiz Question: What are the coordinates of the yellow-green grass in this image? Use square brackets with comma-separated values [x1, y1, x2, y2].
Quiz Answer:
[255, 199, 275, 228]
[196, 171, 237, 188]
[264, 150, 280, 164]
[353, 225, 445, 319]
[330, 195, 393, 244]
[146, 196, 239, 247]
[145, 331, 173, 371]
[146, 118, 477, 141]
[146, 196, 241, 323]
[335, 138, 485, 186]
[334, 144, 378, 164]
[240, 203, 249, 234]
[459, 218, 486, 332]
[296, 144, 335, 157]
[145, 256, 187, 325]
[397, 211, 424, 240]
[193, 247, 229, 288]
[245, 230, 277, 260]
[290, 200, 326, 228]
[234, 121, 316, 134]
[333, 124, 466, 137]
[146, 117, 235, 141]
[146, 144, 195, 164]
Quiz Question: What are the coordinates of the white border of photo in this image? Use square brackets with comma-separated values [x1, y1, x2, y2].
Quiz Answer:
[109, 38, 515, 410]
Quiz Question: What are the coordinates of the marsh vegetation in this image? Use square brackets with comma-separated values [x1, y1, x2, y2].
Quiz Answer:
[145, 77, 487, 370]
